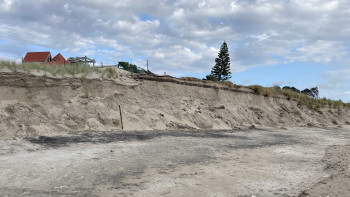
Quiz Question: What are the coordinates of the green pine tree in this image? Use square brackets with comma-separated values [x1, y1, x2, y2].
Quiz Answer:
[211, 41, 231, 81]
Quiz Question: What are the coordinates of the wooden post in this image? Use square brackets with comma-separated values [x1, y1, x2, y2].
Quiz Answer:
[118, 104, 123, 130]
[84, 56, 87, 65]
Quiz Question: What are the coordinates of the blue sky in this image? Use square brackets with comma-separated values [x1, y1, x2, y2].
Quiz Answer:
[0, 0, 350, 102]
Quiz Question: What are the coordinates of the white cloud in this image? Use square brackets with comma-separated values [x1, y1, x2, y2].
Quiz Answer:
[250, 31, 280, 42]
[318, 67, 350, 101]
[294, 0, 339, 12]
[295, 40, 347, 63]
[0, 0, 13, 11]
[63, 3, 71, 13]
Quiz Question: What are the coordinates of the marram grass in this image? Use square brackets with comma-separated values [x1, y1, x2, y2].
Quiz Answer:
[0, 59, 117, 78]
[246, 85, 349, 109]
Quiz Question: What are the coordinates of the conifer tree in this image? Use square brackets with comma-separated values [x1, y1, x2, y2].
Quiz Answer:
[211, 41, 231, 81]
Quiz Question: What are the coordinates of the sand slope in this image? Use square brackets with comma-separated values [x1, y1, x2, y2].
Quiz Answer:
[0, 70, 349, 138]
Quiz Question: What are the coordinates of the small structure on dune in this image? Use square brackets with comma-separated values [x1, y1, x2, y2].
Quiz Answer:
[22, 51, 69, 65]
[67, 56, 96, 66]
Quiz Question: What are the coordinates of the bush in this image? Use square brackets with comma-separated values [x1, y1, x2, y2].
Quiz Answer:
[282, 86, 300, 93]
[205, 75, 219, 81]
[247, 85, 272, 97]
[118, 62, 139, 73]
[118, 61, 154, 75]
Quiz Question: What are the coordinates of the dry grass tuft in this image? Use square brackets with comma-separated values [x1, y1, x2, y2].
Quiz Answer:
[293, 111, 302, 117]
[179, 77, 202, 81]
[221, 81, 235, 88]
[247, 85, 272, 97]
[106, 67, 118, 78]
[307, 123, 315, 128]
[5, 105, 15, 114]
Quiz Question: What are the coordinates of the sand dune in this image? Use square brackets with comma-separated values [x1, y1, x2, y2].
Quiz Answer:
[0, 69, 349, 139]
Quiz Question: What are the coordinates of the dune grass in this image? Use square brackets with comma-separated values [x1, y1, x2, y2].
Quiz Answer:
[246, 85, 348, 109]
[0, 59, 118, 78]
[181, 76, 349, 109]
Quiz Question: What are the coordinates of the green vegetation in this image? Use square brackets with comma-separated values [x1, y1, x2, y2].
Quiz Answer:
[314, 105, 323, 114]
[205, 74, 219, 81]
[281, 86, 319, 99]
[5, 105, 15, 114]
[301, 87, 319, 98]
[282, 86, 301, 93]
[247, 85, 273, 97]
[179, 77, 202, 81]
[208, 41, 231, 81]
[0, 59, 117, 78]
[106, 67, 117, 78]
[118, 61, 154, 75]
[292, 111, 302, 117]
[183, 75, 348, 109]
[245, 85, 348, 109]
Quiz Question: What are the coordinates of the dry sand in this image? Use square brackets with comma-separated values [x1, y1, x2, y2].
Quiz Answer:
[0, 127, 349, 196]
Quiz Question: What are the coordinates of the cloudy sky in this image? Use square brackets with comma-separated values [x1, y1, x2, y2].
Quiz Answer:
[1, 0, 350, 102]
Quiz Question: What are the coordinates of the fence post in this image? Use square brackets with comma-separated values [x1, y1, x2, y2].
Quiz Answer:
[118, 104, 123, 130]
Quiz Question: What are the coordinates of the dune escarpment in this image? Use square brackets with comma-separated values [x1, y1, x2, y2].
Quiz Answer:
[0, 71, 349, 139]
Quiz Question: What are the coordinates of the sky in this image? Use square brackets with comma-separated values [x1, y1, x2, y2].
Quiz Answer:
[1, 0, 350, 102]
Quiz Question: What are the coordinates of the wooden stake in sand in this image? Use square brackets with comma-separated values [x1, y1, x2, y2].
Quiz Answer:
[119, 104, 124, 130]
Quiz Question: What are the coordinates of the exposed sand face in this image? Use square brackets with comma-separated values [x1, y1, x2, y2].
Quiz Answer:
[0, 70, 350, 138]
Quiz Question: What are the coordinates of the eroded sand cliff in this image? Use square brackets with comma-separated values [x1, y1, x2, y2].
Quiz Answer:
[1, 70, 349, 139]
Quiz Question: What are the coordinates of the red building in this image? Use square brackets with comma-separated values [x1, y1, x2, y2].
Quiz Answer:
[22, 52, 69, 65]
[47, 53, 69, 65]
[22, 52, 52, 63]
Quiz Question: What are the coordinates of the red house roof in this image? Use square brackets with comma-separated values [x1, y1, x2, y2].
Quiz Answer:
[22, 52, 52, 63]
[47, 53, 68, 65]
[52, 53, 66, 61]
